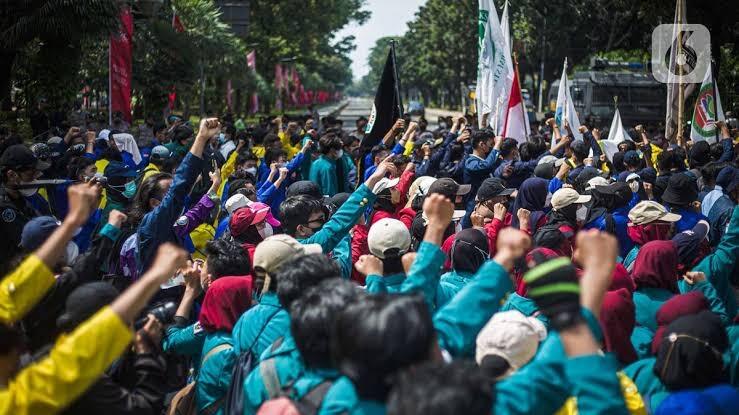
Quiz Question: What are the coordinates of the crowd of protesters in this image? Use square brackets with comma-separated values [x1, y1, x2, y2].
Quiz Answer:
[0, 102, 738, 415]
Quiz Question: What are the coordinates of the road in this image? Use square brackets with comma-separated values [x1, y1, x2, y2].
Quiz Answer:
[325, 97, 455, 132]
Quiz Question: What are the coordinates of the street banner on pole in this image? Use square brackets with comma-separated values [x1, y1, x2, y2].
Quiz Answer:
[690, 65, 724, 143]
[109, 7, 133, 124]
[552, 58, 582, 148]
[476, 0, 512, 133]
[664, 0, 696, 143]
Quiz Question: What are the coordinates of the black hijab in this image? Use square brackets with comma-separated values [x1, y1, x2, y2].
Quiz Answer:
[450, 228, 489, 273]
[510, 178, 549, 230]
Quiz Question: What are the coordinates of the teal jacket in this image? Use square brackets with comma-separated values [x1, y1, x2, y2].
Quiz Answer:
[232, 292, 290, 363]
[435, 270, 474, 309]
[163, 321, 207, 359]
[242, 333, 303, 415]
[500, 293, 549, 327]
[196, 332, 236, 415]
[333, 234, 353, 280]
[299, 184, 375, 255]
[309, 155, 338, 197]
[365, 273, 405, 294]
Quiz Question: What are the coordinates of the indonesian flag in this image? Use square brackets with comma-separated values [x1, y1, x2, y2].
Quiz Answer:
[502, 69, 529, 143]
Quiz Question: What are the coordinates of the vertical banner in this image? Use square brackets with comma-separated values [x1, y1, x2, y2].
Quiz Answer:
[247, 51, 259, 113]
[226, 79, 233, 111]
[274, 64, 283, 111]
[109, 7, 133, 124]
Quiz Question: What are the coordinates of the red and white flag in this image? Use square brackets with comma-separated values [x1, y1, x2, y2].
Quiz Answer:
[109, 7, 133, 124]
[502, 69, 530, 143]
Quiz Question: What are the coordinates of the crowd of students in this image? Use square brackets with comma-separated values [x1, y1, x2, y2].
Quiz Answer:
[0, 107, 738, 415]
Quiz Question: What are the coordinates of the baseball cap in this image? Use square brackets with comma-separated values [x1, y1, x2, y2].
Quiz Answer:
[628, 201, 682, 225]
[104, 161, 137, 178]
[550, 187, 591, 210]
[372, 176, 400, 194]
[248, 201, 281, 227]
[225, 193, 249, 215]
[29, 143, 51, 171]
[0, 144, 43, 171]
[150, 145, 172, 161]
[286, 180, 322, 199]
[21, 216, 60, 250]
[252, 234, 322, 275]
[230, 205, 270, 238]
[476, 178, 515, 202]
[625, 173, 641, 183]
[475, 310, 547, 379]
[585, 176, 609, 191]
[97, 129, 110, 141]
[537, 155, 564, 167]
[328, 192, 351, 210]
[427, 177, 471, 199]
[672, 220, 709, 266]
[367, 218, 411, 259]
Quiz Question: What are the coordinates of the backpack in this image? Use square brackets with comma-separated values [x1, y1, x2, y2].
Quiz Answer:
[256, 381, 335, 415]
[167, 343, 233, 415]
[224, 308, 282, 415]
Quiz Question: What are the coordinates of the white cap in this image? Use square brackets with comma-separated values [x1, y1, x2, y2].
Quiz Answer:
[225, 193, 250, 215]
[538, 155, 564, 167]
[367, 218, 411, 259]
[253, 234, 322, 276]
[372, 176, 400, 194]
[475, 310, 547, 379]
[97, 129, 110, 141]
[551, 187, 591, 210]
[586, 176, 609, 190]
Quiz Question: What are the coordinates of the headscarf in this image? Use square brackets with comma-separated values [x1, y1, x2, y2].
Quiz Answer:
[631, 240, 679, 292]
[653, 311, 728, 390]
[450, 228, 489, 274]
[599, 288, 638, 365]
[515, 247, 560, 296]
[111, 133, 142, 164]
[608, 263, 635, 293]
[510, 178, 548, 230]
[198, 276, 253, 333]
[627, 221, 673, 246]
[651, 291, 709, 355]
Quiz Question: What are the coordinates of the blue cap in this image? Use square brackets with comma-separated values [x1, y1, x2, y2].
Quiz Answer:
[623, 150, 640, 166]
[104, 161, 137, 178]
[21, 216, 60, 250]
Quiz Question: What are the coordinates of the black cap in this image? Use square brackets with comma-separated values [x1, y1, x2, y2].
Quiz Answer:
[172, 125, 194, 142]
[428, 177, 471, 200]
[286, 180, 322, 199]
[661, 173, 698, 206]
[56, 282, 120, 331]
[476, 178, 514, 202]
[328, 192, 351, 209]
[0, 144, 41, 171]
[104, 161, 137, 178]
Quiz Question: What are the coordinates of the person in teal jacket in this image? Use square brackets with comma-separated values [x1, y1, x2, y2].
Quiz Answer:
[434, 228, 489, 308]
[360, 218, 412, 294]
[309, 134, 343, 197]
[195, 277, 252, 415]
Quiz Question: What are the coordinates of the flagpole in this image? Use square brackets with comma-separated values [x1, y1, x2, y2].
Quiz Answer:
[563, 58, 568, 134]
[676, 0, 685, 146]
[513, 52, 528, 141]
[710, 58, 719, 143]
[390, 40, 404, 115]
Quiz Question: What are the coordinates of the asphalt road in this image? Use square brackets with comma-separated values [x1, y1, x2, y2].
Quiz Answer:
[328, 97, 444, 132]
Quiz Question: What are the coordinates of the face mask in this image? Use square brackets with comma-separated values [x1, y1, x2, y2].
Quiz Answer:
[628, 180, 640, 193]
[19, 186, 39, 197]
[335, 149, 344, 159]
[245, 167, 257, 176]
[258, 223, 273, 239]
[576, 205, 588, 223]
[122, 180, 137, 199]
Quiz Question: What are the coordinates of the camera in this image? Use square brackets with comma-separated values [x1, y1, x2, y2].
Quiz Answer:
[134, 301, 177, 330]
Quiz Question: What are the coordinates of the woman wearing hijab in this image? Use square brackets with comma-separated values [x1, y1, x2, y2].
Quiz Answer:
[600, 288, 638, 366]
[510, 177, 549, 234]
[435, 228, 489, 308]
[196, 277, 253, 415]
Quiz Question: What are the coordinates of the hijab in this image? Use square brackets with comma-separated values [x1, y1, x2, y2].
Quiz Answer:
[651, 291, 710, 355]
[450, 228, 489, 274]
[653, 311, 728, 390]
[631, 240, 679, 292]
[199, 276, 253, 333]
[599, 288, 638, 365]
[510, 178, 549, 230]
[608, 263, 635, 293]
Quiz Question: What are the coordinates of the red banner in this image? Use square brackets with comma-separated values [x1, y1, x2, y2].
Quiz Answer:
[109, 7, 133, 123]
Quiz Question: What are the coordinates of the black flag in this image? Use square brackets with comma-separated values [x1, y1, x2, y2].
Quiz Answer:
[358, 43, 403, 181]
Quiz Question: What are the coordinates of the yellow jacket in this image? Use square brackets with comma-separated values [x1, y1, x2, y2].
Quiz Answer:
[141, 163, 161, 183]
[0, 256, 134, 415]
[217, 150, 240, 198]
[95, 159, 110, 209]
[278, 131, 300, 159]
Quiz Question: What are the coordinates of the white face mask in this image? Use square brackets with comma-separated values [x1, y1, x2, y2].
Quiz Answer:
[19, 186, 39, 197]
[258, 223, 273, 239]
[244, 167, 257, 176]
[576, 205, 588, 222]
[335, 149, 344, 159]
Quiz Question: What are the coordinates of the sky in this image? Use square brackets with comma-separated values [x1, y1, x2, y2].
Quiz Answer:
[336, 0, 426, 80]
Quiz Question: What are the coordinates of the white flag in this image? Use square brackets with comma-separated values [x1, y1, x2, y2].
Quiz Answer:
[601, 107, 632, 161]
[500, 0, 511, 53]
[476, 0, 513, 134]
[690, 65, 724, 143]
[552, 58, 582, 149]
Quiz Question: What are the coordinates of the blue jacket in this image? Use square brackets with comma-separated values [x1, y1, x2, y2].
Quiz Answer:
[584, 204, 633, 258]
[493, 152, 549, 189]
[309, 155, 338, 197]
[670, 206, 708, 233]
[137, 152, 204, 273]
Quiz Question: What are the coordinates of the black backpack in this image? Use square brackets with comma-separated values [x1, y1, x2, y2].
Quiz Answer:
[224, 308, 281, 415]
